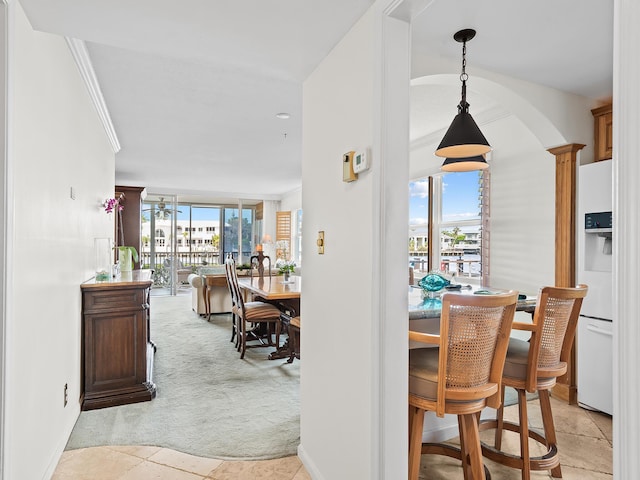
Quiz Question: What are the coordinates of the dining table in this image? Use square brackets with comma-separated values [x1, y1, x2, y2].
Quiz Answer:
[409, 284, 537, 320]
[237, 275, 302, 360]
[237, 274, 301, 303]
[408, 283, 537, 348]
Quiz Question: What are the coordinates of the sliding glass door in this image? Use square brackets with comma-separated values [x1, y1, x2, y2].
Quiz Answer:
[141, 195, 182, 294]
[222, 206, 254, 264]
[141, 199, 256, 294]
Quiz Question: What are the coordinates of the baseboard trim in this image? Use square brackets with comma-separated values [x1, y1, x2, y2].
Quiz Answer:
[297, 443, 325, 480]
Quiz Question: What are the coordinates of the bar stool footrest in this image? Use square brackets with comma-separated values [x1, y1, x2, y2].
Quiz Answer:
[478, 419, 560, 472]
[422, 443, 492, 479]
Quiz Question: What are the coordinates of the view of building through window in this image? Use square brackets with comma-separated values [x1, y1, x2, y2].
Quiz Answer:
[409, 170, 484, 283]
[141, 200, 256, 286]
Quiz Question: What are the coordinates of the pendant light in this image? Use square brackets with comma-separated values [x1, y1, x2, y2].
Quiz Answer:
[435, 29, 491, 169]
[441, 155, 488, 172]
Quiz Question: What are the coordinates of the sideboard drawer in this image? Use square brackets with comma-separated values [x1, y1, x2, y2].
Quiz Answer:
[83, 288, 146, 313]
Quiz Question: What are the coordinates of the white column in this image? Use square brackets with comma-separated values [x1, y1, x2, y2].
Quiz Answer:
[613, 0, 640, 476]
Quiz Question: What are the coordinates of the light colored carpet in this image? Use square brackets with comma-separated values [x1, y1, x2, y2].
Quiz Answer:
[66, 294, 300, 461]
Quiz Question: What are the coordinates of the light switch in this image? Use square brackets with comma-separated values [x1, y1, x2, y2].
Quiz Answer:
[317, 231, 325, 254]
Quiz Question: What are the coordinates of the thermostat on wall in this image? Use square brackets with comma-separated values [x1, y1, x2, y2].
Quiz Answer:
[353, 150, 370, 173]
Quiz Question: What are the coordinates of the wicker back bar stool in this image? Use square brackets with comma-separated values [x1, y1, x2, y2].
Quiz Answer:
[479, 284, 588, 479]
[409, 291, 518, 480]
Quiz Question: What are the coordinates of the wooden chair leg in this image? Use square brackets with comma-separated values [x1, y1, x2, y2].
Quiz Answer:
[237, 318, 243, 352]
[266, 322, 273, 345]
[234, 314, 241, 349]
[539, 389, 562, 478]
[495, 384, 506, 450]
[230, 313, 237, 343]
[408, 406, 425, 480]
[460, 414, 486, 480]
[517, 389, 531, 480]
[457, 415, 471, 480]
[240, 320, 248, 359]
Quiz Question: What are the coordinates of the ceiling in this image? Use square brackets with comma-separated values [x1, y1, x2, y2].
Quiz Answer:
[20, 0, 613, 201]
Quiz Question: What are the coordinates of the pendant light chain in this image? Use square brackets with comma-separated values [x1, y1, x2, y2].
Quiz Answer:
[459, 38, 469, 113]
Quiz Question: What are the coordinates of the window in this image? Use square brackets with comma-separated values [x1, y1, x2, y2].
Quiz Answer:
[409, 178, 430, 273]
[410, 170, 487, 284]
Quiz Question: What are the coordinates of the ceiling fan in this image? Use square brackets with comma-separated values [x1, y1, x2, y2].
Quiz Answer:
[143, 197, 181, 220]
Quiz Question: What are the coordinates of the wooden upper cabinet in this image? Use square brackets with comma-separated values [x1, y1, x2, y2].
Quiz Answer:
[591, 104, 612, 162]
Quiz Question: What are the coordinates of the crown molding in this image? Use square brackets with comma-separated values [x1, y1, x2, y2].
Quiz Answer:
[65, 37, 121, 153]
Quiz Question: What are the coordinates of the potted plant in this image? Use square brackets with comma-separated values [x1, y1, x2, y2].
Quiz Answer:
[104, 196, 139, 274]
[276, 259, 296, 281]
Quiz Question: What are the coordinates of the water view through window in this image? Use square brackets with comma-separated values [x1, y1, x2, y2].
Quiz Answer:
[409, 171, 484, 283]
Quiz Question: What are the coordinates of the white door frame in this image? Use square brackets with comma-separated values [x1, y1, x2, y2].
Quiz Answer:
[0, 1, 9, 478]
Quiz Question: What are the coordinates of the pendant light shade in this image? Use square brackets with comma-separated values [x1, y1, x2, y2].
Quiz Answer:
[435, 28, 491, 166]
[441, 155, 489, 172]
[435, 111, 491, 158]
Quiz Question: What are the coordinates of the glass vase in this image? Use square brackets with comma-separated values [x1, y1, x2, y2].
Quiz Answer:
[94, 238, 112, 282]
[118, 247, 133, 272]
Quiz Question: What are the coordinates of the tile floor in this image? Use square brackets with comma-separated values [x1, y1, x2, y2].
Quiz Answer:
[53, 447, 311, 480]
[418, 396, 613, 479]
[54, 396, 611, 479]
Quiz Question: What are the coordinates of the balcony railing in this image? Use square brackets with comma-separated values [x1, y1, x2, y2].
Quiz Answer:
[409, 255, 481, 279]
[140, 250, 222, 269]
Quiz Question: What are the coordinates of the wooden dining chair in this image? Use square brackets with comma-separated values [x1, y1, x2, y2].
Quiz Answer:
[409, 291, 518, 480]
[223, 254, 241, 349]
[479, 284, 588, 479]
[225, 257, 282, 359]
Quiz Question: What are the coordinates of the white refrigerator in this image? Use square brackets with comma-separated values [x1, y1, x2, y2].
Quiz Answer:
[576, 160, 613, 415]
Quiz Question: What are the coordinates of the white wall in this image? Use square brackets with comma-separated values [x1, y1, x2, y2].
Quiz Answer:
[4, 3, 115, 478]
[299, 2, 410, 478]
[279, 187, 301, 213]
[300, 12, 376, 477]
[483, 116, 556, 293]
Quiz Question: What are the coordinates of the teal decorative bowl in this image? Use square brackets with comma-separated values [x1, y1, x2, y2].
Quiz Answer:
[418, 272, 451, 292]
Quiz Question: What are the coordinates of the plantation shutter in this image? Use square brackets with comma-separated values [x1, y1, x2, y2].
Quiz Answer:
[276, 211, 291, 259]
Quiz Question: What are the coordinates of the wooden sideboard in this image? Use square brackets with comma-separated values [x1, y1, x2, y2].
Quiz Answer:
[80, 270, 156, 410]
